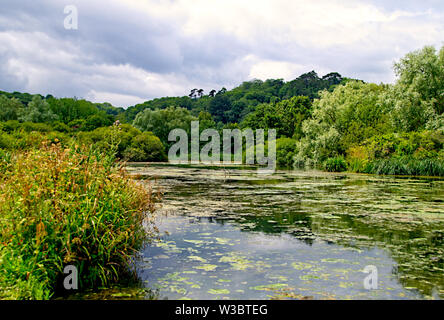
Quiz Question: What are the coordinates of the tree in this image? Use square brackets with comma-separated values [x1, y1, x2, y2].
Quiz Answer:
[241, 96, 312, 139]
[387, 45, 444, 132]
[132, 106, 197, 147]
[209, 94, 232, 123]
[296, 81, 390, 166]
[189, 89, 198, 99]
[47, 98, 99, 124]
[19, 95, 58, 123]
[0, 95, 23, 121]
[124, 132, 167, 162]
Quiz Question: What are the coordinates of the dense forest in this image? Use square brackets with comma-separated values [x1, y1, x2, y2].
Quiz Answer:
[1, 45, 443, 175]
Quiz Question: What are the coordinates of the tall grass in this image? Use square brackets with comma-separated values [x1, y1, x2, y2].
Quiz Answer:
[360, 157, 444, 177]
[0, 141, 160, 299]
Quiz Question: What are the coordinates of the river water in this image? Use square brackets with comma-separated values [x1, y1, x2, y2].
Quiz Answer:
[128, 164, 444, 300]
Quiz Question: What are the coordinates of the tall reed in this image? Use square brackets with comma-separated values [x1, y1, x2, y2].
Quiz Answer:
[0, 141, 160, 299]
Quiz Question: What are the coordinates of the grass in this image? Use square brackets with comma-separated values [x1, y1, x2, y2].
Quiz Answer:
[0, 141, 161, 299]
[363, 157, 444, 177]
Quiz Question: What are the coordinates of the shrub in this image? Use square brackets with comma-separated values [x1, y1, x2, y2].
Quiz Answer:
[276, 138, 297, 167]
[20, 122, 52, 133]
[77, 124, 141, 159]
[324, 156, 347, 172]
[346, 146, 369, 172]
[51, 121, 71, 133]
[0, 142, 160, 299]
[124, 132, 167, 162]
[362, 131, 443, 160]
[82, 114, 113, 131]
[0, 132, 14, 150]
[0, 120, 21, 133]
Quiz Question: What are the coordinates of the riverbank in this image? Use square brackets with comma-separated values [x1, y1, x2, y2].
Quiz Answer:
[0, 143, 159, 299]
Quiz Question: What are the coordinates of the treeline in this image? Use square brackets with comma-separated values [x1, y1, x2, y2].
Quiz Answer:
[119, 71, 345, 124]
[131, 46, 444, 175]
[0, 70, 344, 163]
[296, 46, 444, 175]
[0, 93, 167, 162]
[1, 45, 443, 176]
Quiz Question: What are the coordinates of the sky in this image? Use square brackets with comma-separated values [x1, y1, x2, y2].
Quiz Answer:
[0, 0, 443, 108]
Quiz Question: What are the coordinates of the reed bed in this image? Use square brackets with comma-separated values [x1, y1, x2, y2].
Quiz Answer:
[0, 142, 160, 299]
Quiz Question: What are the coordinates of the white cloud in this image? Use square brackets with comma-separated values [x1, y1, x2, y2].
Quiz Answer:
[0, 0, 442, 106]
[246, 55, 308, 81]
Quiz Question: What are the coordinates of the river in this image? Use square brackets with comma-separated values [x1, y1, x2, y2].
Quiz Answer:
[126, 164, 444, 300]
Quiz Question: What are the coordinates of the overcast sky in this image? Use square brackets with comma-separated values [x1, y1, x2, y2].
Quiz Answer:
[0, 0, 443, 107]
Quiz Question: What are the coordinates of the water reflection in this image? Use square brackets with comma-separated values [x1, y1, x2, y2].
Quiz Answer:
[129, 164, 444, 300]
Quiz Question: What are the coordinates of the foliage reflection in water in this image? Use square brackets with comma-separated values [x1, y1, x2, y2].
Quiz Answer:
[129, 164, 444, 300]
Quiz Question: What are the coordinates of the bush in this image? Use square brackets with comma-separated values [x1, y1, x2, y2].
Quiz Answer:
[77, 124, 141, 159]
[124, 132, 167, 162]
[82, 114, 113, 131]
[0, 132, 14, 150]
[362, 131, 443, 160]
[20, 122, 52, 133]
[324, 156, 347, 172]
[276, 138, 297, 167]
[0, 120, 21, 133]
[0, 142, 160, 299]
[51, 121, 71, 133]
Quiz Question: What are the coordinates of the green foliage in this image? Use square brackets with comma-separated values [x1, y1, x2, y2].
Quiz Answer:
[133, 106, 197, 148]
[19, 96, 58, 123]
[360, 131, 443, 160]
[279, 71, 343, 100]
[122, 72, 342, 124]
[123, 132, 167, 162]
[384, 46, 444, 132]
[0, 132, 14, 150]
[20, 122, 53, 133]
[0, 120, 21, 133]
[77, 123, 166, 162]
[0, 143, 159, 299]
[276, 138, 297, 167]
[363, 157, 444, 177]
[324, 157, 347, 172]
[241, 96, 312, 139]
[296, 81, 389, 166]
[210, 93, 232, 123]
[82, 114, 113, 131]
[0, 96, 23, 121]
[50, 121, 71, 133]
[0, 90, 39, 105]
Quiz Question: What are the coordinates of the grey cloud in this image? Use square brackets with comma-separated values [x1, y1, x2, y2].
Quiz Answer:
[0, 0, 442, 106]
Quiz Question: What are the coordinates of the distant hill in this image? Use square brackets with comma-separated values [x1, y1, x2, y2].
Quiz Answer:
[2, 70, 357, 126]
[120, 71, 352, 124]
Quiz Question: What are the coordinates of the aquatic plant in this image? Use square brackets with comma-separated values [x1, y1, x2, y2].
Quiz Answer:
[0, 141, 160, 299]
[324, 156, 347, 172]
[362, 157, 444, 176]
